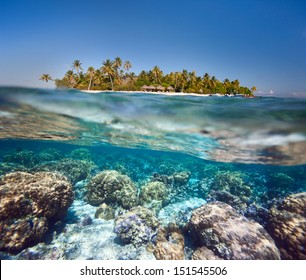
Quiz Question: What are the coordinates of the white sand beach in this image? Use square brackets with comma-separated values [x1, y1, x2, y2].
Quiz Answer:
[80, 89, 213, 97]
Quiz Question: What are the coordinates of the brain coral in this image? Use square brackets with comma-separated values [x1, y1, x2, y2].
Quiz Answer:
[267, 192, 306, 259]
[140, 181, 168, 204]
[188, 201, 280, 260]
[0, 171, 74, 253]
[86, 170, 137, 209]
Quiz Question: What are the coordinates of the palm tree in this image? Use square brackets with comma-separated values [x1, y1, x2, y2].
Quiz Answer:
[72, 60, 83, 74]
[152, 66, 162, 84]
[189, 71, 197, 88]
[127, 72, 136, 84]
[210, 76, 217, 88]
[39, 74, 52, 84]
[124, 60, 132, 73]
[39, 74, 52, 88]
[86, 67, 95, 90]
[173, 72, 180, 90]
[101, 59, 116, 90]
[231, 79, 240, 94]
[93, 69, 103, 87]
[65, 70, 77, 88]
[114, 57, 122, 70]
[180, 69, 188, 92]
[251, 86, 257, 92]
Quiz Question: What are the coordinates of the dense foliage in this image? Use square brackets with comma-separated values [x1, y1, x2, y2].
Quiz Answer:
[46, 58, 256, 95]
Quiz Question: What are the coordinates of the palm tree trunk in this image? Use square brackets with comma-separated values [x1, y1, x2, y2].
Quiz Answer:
[109, 76, 114, 91]
[88, 77, 93, 90]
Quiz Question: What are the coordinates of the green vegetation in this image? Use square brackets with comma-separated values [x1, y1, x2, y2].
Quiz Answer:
[39, 74, 53, 84]
[49, 57, 255, 95]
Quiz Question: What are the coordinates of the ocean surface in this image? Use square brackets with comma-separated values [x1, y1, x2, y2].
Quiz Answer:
[0, 87, 305, 260]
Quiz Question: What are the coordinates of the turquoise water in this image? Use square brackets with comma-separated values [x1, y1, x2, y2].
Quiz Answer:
[0, 87, 306, 260]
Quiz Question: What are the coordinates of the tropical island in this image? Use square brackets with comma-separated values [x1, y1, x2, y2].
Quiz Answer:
[40, 57, 256, 96]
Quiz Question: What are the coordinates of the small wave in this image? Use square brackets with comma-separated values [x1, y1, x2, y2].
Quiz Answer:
[0, 87, 306, 165]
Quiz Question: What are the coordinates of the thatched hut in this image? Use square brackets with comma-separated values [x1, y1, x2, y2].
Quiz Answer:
[156, 85, 165, 92]
[148, 85, 156, 92]
[167, 86, 174, 92]
[141, 85, 149, 92]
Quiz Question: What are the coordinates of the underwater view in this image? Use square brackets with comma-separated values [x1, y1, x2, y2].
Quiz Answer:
[0, 87, 306, 260]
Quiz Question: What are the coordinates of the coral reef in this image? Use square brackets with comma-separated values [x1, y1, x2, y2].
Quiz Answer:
[140, 181, 168, 204]
[37, 148, 64, 162]
[3, 149, 38, 168]
[114, 206, 159, 247]
[153, 224, 185, 260]
[0, 171, 74, 253]
[139, 181, 168, 213]
[151, 171, 196, 203]
[244, 203, 269, 227]
[86, 170, 137, 209]
[151, 173, 173, 186]
[95, 203, 115, 220]
[188, 201, 280, 260]
[267, 192, 306, 259]
[209, 171, 252, 203]
[207, 190, 247, 213]
[35, 158, 95, 185]
[11, 201, 155, 260]
[0, 162, 28, 177]
[173, 171, 191, 187]
[0, 141, 305, 260]
[68, 148, 92, 161]
[192, 246, 222, 260]
[266, 172, 295, 198]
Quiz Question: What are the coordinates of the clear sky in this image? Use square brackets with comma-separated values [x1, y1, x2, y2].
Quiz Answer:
[1, 0, 306, 96]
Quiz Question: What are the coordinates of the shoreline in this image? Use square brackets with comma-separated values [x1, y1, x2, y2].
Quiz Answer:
[80, 90, 250, 98]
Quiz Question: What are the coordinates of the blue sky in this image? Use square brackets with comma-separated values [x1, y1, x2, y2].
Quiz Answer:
[1, 0, 306, 96]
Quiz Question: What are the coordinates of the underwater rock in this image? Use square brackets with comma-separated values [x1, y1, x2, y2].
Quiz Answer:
[191, 246, 222, 260]
[266, 173, 295, 199]
[86, 170, 137, 209]
[153, 225, 185, 260]
[80, 215, 93, 227]
[139, 181, 168, 212]
[188, 201, 280, 260]
[0, 171, 74, 253]
[114, 206, 159, 247]
[267, 192, 306, 260]
[95, 203, 115, 220]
